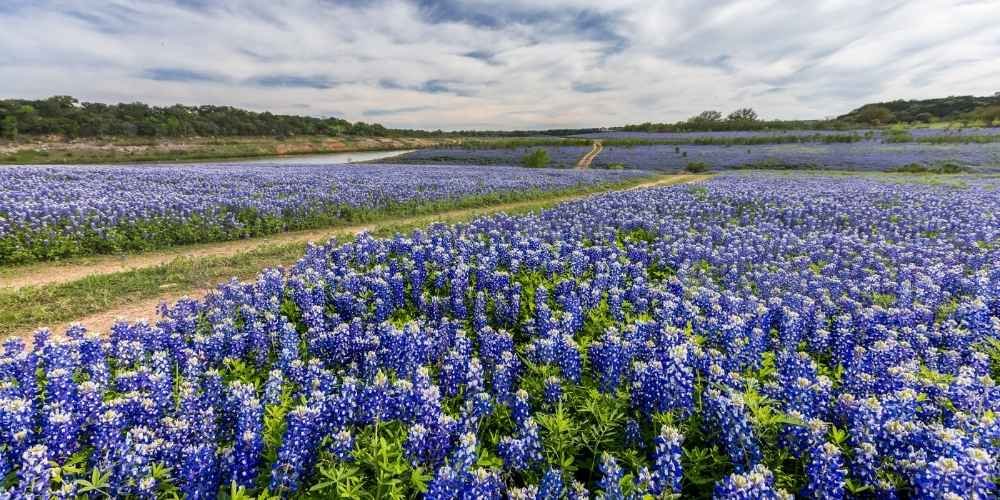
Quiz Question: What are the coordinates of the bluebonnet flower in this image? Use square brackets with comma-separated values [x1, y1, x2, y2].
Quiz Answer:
[597, 453, 625, 500]
[543, 376, 563, 406]
[330, 429, 354, 461]
[17, 445, 52, 500]
[568, 480, 591, 500]
[537, 468, 564, 500]
[511, 389, 531, 427]
[263, 369, 285, 406]
[498, 418, 542, 472]
[713, 464, 792, 499]
[270, 405, 321, 495]
[426, 432, 498, 499]
[42, 406, 80, 463]
[651, 425, 684, 495]
[491, 351, 521, 402]
[588, 330, 630, 393]
[913, 447, 996, 499]
[704, 389, 762, 473]
[624, 418, 642, 448]
[180, 443, 220, 500]
[120, 426, 160, 497]
[1, 396, 35, 461]
[230, 395, 263, 489]
[802, 442, 846, 499]
[849, 441, 879, 489]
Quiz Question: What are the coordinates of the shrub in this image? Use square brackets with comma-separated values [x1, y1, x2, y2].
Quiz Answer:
[522, 148, 551, 168]
[685, 162, 710, 173]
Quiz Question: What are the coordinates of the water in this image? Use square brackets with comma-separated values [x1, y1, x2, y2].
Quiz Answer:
[221, 149, 415, 165]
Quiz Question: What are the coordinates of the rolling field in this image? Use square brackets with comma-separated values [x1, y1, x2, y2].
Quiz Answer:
[3, 1, 1000, 498]
[0, 172, 996, 498]
[0, 163, 645, 265]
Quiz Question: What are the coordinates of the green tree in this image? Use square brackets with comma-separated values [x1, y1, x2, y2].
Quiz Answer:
[855, 105, 895, 125]
[691, 110, 722, 123]
[727, 108, 759, 122]
[0, 115, 16, 140]
[977, 105, 1000, 125]
[522, 148, 550, 168]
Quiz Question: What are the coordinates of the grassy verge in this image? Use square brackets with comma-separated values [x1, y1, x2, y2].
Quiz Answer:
[0, 175, 683, 336]
[0, 135, 454, 165]
[0, 242, 314, 337]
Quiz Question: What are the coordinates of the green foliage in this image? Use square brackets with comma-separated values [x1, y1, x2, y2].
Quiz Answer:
[978, 338, 1000, 380]
[870, 292, 897, 308]
[685, 162, 710, 173]
[521, 148, 551, 168]
[0, 115, 16, 140]
[855, 105, 895, 125]
[0, 95, 408, 139]
[837, 93, 1000, 124]
[888, 162, 969, 174]
[727, 108, 759, 122]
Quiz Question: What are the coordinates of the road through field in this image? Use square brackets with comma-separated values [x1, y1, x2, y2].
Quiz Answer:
[3, 174, 709, 338]
[576, 140, 603, 168]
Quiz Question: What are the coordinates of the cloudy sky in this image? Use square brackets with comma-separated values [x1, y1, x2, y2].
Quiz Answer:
[1, 1, 998, 130]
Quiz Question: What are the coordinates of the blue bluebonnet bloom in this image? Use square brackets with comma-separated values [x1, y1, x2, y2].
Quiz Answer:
[597, 452, 625, 500]
[17, 445, 52, 499]
[802, 442, 846, 499]
[704, 388, 762, 472]
[230, 394, 263, 489]
[498, 418, 542, 472]
[624, 418, 642, 448]
[714, 464, 792, 499]
[651, 425, 684, 495]
[543, 376, 563, 406]
[537, 468, 564, 500]
[270, 405, 321, 495]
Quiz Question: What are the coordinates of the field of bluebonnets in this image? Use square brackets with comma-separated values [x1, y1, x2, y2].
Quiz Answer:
[576, 127, 1000, 141]
[382, 128, 1000, 172]
[380, 146, 591, 169]
[1, 172, 997, 498]
[0, 163, 644, 265]
[591, 142, 1000, 172]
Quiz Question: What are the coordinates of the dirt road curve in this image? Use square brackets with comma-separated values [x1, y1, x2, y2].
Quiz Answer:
[576, 140, 603, 168]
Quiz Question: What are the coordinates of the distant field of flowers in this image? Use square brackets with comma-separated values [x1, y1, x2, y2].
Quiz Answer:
[376, 128, 1000, 172]
[2, 173, 996, 498]
[593, 142, 1000, 172]
[576, 127, 1000, 141]
[0, 163, 646, 264]
[379, 146, 591, 168]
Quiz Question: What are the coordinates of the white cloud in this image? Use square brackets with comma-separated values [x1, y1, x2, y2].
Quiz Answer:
[0, 0, 997, 129]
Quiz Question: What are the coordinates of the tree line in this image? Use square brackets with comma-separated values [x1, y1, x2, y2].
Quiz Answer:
[620, 107, 849, 133]
[620, 93, 1000, 133]
[0, 96, 411, 140]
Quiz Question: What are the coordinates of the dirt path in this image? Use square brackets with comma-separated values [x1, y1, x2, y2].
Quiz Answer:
[576, 140, 603, 169]
[1, 225, 376, 290]
[6, 174, 709, 338]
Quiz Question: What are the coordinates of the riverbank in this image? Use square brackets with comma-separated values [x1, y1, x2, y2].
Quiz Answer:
[0, 135, 459, 164]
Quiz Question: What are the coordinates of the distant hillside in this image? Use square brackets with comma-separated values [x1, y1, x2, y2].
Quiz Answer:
[616, 94, 1000, 132]
[838, 93, 1000, 124]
